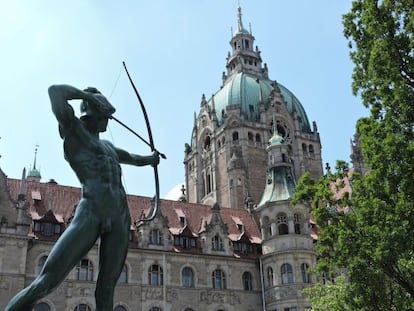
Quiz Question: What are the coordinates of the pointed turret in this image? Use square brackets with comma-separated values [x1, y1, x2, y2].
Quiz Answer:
[257, 115, 296, 207]
[27, 145, 41, 182]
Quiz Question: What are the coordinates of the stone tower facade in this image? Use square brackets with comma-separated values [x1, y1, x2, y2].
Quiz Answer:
[184, 6, 323, 209]
[254, 128, 317, 310]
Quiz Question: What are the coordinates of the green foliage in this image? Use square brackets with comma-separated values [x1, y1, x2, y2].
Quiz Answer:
[295, 1, 414, 308]
[304, 276, 353, 311]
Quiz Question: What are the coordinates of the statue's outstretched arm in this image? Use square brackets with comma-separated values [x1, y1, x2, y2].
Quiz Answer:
[114, 145, 159, 167]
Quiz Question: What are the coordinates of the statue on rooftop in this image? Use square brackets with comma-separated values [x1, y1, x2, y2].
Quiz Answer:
[6, 84, 160, 311]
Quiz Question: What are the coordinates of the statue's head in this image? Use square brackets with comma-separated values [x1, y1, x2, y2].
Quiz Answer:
[80, 87, 115, 120]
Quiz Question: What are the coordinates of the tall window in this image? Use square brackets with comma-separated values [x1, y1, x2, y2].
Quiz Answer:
[76, 259, 93, 281]
[34, 302, 51, 311]
[294, 214, 301, 234]
[150, 229, 162, 245]
[182, 267, 194, 288]
[117, 264, 128, 284]
[309, 144, 314, 157]
[266, 267, 274, 287]
[74, 305, 91, 311]
[277, 213, 289, 235]
[301, 263, 311, 283]
[212, 235, 223, 251]
[242, 271, 253, 291]
[212, 269, 226, 289]
[281, 263, 294, 284]
[232, 131, 239, 144]
[148, 264, 163, 286]
[37, 255, 48, 275]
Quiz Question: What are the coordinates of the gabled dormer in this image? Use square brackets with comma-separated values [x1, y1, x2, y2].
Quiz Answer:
[32, 209, 63, 240]
[200, 203, 231, 255]
[136, 211, 170, 250]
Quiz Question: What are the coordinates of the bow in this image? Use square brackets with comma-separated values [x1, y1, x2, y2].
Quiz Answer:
[117, 61, 166, 221]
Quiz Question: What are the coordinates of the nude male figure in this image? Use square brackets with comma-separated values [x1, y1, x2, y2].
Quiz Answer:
[6, 84, 160, 311]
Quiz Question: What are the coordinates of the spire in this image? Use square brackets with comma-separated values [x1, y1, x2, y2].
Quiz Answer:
[18, 167, 27, 200]
[27, 144, 41, 182]
[272, 114, 278, 135]
[237, 5, 244, 33]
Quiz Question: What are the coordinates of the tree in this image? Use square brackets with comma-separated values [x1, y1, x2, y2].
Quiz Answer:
[294, 1, 414, 309]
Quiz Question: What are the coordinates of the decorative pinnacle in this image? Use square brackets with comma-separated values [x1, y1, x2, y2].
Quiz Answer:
[237, 5, 244, 32]
[272, 114, 278, 135]
[33, 144, 39, 170]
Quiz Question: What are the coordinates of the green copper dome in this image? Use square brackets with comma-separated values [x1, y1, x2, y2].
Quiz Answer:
[207, 72, 311, 132]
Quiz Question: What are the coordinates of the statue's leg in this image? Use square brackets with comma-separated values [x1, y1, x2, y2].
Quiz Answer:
[5, 200, 100, 311]
[95, 212, 130, 311]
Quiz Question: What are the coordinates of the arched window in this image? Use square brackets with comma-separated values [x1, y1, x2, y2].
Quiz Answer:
[206, 172, 212, 194]
[34, 302, 51, 311]
[232, 131, 239, 144]
[149, 307, 162, 311]
[309, 144, 314, 157]
[74, 304, 91, 311]
[148, 264, 163, 286]
[117, 264, 128, 284]
[294, 214, 301, 234]
[255, 133, 261, 143]
[277, 213, 289, 235]
[281, 263, 294, 284]
[266, 267, 274, 287]
[212, 235, 223, 251]
[242, 271, 253, 291]
[302, 143, 308, 155]
[114, 306, 127, 311]
[37, 255, 48, 275]
[248, 132, 253, 141]
[212, 269, 226, 289]
[76, 259, 93, 281]
[182, 267, 194, 288]
[150, 229, 162, 245]
[204, 135, 211, 151]
[301, 263, 311, 283]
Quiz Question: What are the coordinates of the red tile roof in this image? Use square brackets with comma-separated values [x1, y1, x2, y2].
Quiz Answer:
[6, 178, 262, 245]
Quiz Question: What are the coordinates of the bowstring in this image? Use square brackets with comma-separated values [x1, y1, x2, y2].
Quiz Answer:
[107, 64, 129, 195]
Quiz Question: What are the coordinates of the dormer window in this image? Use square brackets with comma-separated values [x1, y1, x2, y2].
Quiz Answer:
[33, 221, 61, 237]
[174, 236, 196, 249]
[212, 235, 223, 251]
[150, 229, 162, 245]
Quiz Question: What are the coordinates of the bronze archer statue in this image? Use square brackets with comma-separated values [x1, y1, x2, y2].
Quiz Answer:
[6, 84, 160, 311]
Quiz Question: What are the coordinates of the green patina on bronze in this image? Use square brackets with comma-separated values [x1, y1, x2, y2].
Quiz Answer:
[6, 85, 160, 311]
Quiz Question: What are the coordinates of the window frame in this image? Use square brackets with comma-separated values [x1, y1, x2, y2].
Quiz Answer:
[148, 264, 163, 286]
[212, 269, 226, 289]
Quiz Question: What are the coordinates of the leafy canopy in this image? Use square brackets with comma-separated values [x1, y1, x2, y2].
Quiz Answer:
[295, 0, 414, 309]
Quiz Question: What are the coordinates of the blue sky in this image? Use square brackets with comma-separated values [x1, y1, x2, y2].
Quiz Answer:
[0, 1, 367, 200]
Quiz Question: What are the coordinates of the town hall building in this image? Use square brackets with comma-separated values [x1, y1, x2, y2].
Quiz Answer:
[0, 7, 324, 311]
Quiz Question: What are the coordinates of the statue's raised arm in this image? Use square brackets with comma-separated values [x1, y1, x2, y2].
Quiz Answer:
[48, 85, 115, 137]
